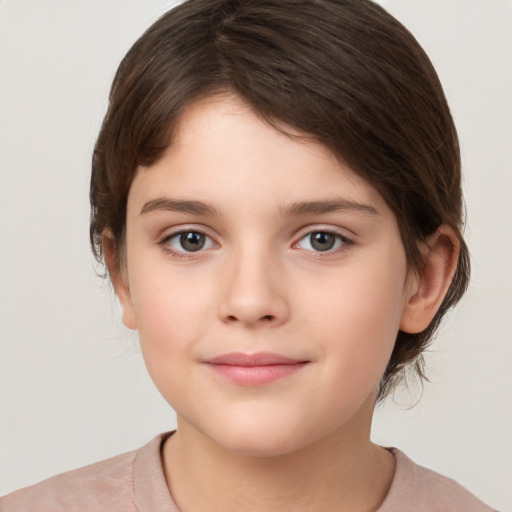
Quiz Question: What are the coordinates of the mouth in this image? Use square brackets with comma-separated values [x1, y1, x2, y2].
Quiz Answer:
[203, 352, 310, 386]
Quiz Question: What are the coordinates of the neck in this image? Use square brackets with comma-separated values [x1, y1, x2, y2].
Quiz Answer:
[162, 403, 395, 512]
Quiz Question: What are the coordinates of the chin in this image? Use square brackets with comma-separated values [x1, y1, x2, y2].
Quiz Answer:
[201, 417, 323, 459]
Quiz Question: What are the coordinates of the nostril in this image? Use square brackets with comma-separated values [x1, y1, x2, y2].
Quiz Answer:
[226, 314, 274, 322]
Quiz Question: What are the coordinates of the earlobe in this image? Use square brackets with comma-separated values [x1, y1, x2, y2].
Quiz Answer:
[102, 230, 137, 330]
[400, 225, 460, 334]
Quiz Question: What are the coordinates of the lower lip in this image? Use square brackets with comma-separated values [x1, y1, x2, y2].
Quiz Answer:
[205, 363, 308, 386]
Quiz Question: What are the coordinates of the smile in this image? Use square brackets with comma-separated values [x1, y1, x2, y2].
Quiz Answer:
[203, 352, 310, 386]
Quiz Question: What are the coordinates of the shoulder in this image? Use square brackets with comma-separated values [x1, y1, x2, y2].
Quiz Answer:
[0, 449, 138, 512]
[0, 433, 175, 512]
[378, 448, 497, 512]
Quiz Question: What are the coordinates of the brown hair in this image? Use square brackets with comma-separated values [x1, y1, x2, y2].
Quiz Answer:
[90, 0, 470, 400]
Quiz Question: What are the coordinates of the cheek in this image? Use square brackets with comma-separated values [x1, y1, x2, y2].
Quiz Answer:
[341, 280, 403, 383]
[127, 264, 215, 375]
[299, 256, 408, 392]
[131, 285, 210, 411]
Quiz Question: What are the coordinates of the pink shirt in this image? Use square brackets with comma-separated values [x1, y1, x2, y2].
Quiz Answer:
[1, 432, 495, 511]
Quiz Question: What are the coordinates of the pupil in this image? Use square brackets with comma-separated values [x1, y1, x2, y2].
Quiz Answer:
[311, 232, 335, 251]
[180, 232, 205, 252]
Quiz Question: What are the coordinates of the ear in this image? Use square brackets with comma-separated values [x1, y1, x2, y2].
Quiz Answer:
[400, 225, 460, 334]
[102, 230, 137, 330]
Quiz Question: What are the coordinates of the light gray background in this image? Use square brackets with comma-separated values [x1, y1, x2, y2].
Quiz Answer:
[0, 1, 511, 509]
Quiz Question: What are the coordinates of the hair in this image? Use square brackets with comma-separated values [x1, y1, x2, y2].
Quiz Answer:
[90, 0, 470, 401]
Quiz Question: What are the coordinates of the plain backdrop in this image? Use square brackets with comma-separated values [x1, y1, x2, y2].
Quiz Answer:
[0, 1, 511, 509]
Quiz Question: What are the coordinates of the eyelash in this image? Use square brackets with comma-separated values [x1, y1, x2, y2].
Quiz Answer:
[293, 230, 353, 257]
[158, 228, 353, 258]
[158, 229, 216, 258]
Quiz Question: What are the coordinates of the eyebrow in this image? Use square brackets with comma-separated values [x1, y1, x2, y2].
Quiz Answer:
[140, 197, 379, 217]
[140, 198, 218, 216]
[281, 199, 379, 216]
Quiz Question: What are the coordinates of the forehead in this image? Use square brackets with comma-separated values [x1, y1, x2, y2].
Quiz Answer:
[127, 94, 391, 222]
[174, 94, 334, 168]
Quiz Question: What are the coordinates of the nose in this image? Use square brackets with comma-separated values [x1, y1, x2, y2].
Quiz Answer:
[218, 247, 290, 328]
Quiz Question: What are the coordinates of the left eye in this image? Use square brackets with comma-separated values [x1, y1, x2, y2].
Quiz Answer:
[165, 231, 215, 253]
[296, 231, 348, 252]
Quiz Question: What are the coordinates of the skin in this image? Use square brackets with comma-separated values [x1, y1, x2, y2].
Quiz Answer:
[105, 94, 458, 512]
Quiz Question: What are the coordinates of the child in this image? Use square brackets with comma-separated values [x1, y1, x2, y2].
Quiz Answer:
[1, 0, 497, 510]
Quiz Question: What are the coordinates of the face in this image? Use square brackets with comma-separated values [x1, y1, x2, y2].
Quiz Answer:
[117, 95, 416, 456]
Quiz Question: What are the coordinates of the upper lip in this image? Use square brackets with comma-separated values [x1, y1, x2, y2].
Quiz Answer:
[204, 352, 307, 366]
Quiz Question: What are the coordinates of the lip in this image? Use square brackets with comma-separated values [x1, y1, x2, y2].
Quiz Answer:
[203, 352, 309, 386]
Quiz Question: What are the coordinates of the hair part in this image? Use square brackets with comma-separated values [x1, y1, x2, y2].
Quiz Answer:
[90, 0, 470, 400]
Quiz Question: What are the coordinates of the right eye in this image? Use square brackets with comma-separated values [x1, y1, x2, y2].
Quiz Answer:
[161, 230, 215, 253]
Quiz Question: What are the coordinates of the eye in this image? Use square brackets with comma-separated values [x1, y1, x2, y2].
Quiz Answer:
[296, 231, 349, 252]
[163, 230, 215, 253]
